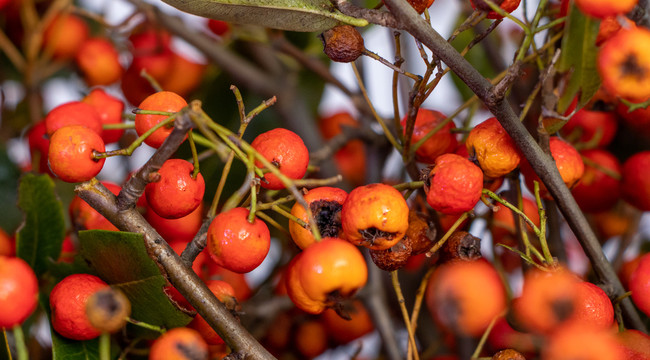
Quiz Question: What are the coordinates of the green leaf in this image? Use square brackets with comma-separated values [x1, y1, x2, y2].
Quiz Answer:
[79, 231, 192, 337]
[162, 0, 368, 32]
[557, 3, 601, 113]
[51, 333, 100, 360]
[16, 173, 66, 277]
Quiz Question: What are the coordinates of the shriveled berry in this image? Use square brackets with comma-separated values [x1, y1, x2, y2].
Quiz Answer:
[321, 25, 364, 63]
[86, 287, 131, 333]
[369, 236, 413, 271]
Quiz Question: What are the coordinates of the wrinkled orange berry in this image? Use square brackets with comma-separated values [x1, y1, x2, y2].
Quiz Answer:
[341, 183, 409, 250]
[466, 117, 520, 178]
[424, 153, 484, 215]
[289, 186, 348, 250]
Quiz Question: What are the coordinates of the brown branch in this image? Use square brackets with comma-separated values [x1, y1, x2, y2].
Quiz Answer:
[382, 0, 647, 332]
[330, 0, 401, 28]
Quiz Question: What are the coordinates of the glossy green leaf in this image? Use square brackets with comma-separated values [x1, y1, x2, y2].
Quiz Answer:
[162, 0, 367, 32]
[79, 231, 192, 337]
[51, 333, 100, 360]
[16, 173, 66, 277]
[557, 3, 601, 113]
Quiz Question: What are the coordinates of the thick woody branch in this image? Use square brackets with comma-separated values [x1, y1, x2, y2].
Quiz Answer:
[382, 0, 647, 332]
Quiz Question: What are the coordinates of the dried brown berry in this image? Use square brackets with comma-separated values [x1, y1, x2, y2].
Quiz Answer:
[369, 236, 412, 271]
[321, 25, 364, 63]
[405, 210, 437, 255]
[492, 348, 526, 360]
[86, 287, 131, 333]
[438, 231, 482, 263]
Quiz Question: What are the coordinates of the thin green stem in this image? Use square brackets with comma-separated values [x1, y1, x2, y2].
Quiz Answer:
[470, 311, 506, 359]
[256, 195, 295, 210]
[103, 122, 135, 130]
[247, 153, 258, 223]
[99, 332, 110, 360]
[126, 317, 165, 333]
[139, 68, 163, 92]
[188, 131, 200, 179]
[351, 62, 402, 152]
[210, 152, 235, 218]
[271, 204, 308, 228]
[393, 181, 424, 191]
[12, 325, 28, 360]
[256, 211, 290, 236]
[363, 49, 421, 81]
[482, 189, 541, 235]
[533, 181, 553, 264]
[426, 212, 470, 256]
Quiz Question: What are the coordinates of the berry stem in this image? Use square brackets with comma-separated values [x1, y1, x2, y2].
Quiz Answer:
[247, 153, 258, 224]
[470, 310, 506, 360]
[12, 325, 28, 360]
[187, 131, 201, 179]
[351, 62, 403, 152]
[103, 122, 135, 130]
[125, 317, 166, 333]
[426, 212, 470, 257]
[270, 204, 309, 229]
[139, 68, 163, 92]
[533, 181, 554, 265]
[99, 332, 110, 360]
[482, 189, 541, 236]
[390, 271, 420, 360]
[255, 211, 291, 236]
[406, 267, 435, 360]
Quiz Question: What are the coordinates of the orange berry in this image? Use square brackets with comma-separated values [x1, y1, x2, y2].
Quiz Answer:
[44, 101, 103, 137]
[161, 52, 207, 98]
[560, 108, 618, 147]
[0, 228, 14, 257]
[575, 0, 636, 18]
[82, 88, 125, 144]
[42, 14, 89, 60]
[206, 207, 270, 274]
[424, 153, 484, 215]
[69, 181, 121, 231]
[596, 16, 635, 46]
[146, 159, 205, 219]
[50, 274, 109, 340]
[204, 263, 252, 301]
[620, 151, 650, 211]
[566, 281, 614, 329]
[598, 27, 650, 102]
[341, 183, 409, 250]
[286, 238, 367, 314]
[318, 111, 358, 139]
[48, 125, 106, 183]
[188, 280, 237, 345]
[295, 320, 329, 358]
[426, 259, 507, 337]
[542, 323, 624, 360]
[466, 117, 520, 178]
[149, 327, 209, 360]
[401, 108, 458, 164]
[129, 28, 174, 82]
[630, 253, 650, 317]
[75, 37, 123, 86]
[289, 187, 348, 249]
[512, 267, 579, 334]
[571, 149, 621, 213]
[321, 300, 374, 344]
[251, 128, 309, 190]
[0, 256, 38, 327]
[521, 137, 584, 199]
[135, 91, 188, 149]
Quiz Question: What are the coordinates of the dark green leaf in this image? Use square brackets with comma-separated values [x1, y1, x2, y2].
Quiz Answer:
[162, 0, 367, 32]
[51, 332, 100, 360]
[79, 231, 192, 337]
[16, 173, 66, 277]
[557, 3, 601, 113]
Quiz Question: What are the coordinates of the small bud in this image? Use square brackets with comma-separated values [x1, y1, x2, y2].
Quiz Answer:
[320, 25, 364, 63]
[86, 287, 131, 333]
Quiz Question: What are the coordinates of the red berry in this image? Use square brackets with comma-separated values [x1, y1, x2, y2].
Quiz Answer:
[630, 253, 650, 317]
[251, 128, 309, 190]
[44, 101, 103, 137]
[0, 256, 38, 328]
[82, 88, 125, 144]
[146, 159, 205, 219]
[206, 207, 271, 273]
[50, 274, 109, 340]
[135, 91, 188, 149]
[620, 151, 650, 211]
[48, 125, 106, 183]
